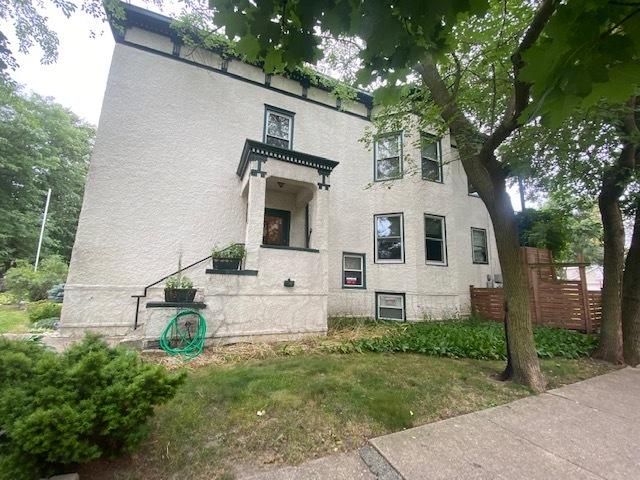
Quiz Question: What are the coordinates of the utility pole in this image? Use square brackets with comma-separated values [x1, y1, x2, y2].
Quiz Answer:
[34, 188, 52, 271]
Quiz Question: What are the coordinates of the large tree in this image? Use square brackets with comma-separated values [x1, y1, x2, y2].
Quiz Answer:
[0, 78, 94, 268]
[200, 0, 640, 389]
[507, 100, 639, 364]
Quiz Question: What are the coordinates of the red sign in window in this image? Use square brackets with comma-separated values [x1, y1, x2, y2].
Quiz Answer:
[345, 277, 358, 285]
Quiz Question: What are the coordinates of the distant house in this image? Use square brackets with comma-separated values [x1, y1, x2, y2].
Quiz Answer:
[565, 265, 604, 291]
[61, 4, 501, 346]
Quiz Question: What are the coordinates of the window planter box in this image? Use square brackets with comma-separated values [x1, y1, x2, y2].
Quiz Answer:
[211, 257, 242, 270]
[164, 288, 197, 303]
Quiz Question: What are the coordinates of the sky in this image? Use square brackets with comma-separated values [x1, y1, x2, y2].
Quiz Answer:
[3, 2, 527, 210]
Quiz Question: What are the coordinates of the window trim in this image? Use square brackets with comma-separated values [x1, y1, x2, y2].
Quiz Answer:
[263, 104, 295, 149]
[342, 252, 366, 289]
[424, 214, 448, 266]
[471, 227, 489, 264]
[421, 133, 443, 183]
[374, 212, 405, 264]
[375, 292, 406, 321]
[373, 132, 403, 182]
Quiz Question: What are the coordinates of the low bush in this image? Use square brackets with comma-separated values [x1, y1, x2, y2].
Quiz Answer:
[31, 317, 60, 330]
[0, 335, 186, 480]
[346, 320, 597, 360]
[4, 256, 68, 301]
[0, 291, 18, 305]
[26, 300, 62, 322]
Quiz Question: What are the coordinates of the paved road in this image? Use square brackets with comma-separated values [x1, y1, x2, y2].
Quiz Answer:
[243, 367, 640, 479]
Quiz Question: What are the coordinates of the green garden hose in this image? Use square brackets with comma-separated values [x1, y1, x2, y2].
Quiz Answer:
[159, 309, 207, 359]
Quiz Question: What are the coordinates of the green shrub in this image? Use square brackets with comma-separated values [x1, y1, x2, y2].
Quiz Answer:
[0, 335, 185, 479]
[4, 256, 68, 301]
[347, 320, 598, 360]
[30, 317, 59, 330]
[0, 291, 18, 305]
[26, 301, 62, 322]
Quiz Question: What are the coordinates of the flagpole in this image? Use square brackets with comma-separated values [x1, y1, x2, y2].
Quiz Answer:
[34, 188, 52, 271]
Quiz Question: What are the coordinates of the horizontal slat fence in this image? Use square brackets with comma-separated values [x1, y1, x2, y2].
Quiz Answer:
[470, 247, 601, 333]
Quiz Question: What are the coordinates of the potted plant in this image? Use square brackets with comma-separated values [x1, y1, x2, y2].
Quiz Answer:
[211, 243, 246, 270]
[164, 274, 196, 303]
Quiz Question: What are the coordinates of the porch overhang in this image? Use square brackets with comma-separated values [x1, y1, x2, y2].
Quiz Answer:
[237, 140, 339, 180]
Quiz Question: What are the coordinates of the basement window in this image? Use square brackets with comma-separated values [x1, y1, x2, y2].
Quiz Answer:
[376, 292, 405, 321]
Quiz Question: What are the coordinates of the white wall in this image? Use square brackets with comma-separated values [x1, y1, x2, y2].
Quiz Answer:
[63, 25, 501, 336]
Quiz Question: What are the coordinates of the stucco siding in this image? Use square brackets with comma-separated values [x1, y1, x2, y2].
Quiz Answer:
[64, 24, 501, 339]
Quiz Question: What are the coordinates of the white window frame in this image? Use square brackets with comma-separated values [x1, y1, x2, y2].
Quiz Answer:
[264, 106, 294, 149]
[376, 292, 406, 321]
[471, 227, 489, 264]
[421, 134, 443, 183]
[342, 252, 366, 289]
[374, 213, 405, 263]
[424, 214, 447, 265]
[374, 133, 403, 181]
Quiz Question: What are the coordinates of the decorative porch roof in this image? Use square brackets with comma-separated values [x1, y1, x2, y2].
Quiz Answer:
[237, 139, 339, 178]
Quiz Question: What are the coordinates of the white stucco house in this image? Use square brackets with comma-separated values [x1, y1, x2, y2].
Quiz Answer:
[61, 4, 501, 346]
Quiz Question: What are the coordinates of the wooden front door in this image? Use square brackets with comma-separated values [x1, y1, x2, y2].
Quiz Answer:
[263, 208, 291, 246]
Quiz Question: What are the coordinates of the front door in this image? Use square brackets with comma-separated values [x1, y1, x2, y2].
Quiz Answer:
[263, 208, 291, 246]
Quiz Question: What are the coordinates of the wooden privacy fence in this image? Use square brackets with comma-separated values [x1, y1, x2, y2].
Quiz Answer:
[470, 247, 602, 333]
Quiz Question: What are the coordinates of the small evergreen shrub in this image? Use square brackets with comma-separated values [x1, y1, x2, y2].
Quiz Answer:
[4, 256, 68, 301]
[26, 301, 62, 322]
[30, 317, 60, 330]
[346, 320, 597, 360]
[0, 335, 185, 479]
[47, 283, 65, 303]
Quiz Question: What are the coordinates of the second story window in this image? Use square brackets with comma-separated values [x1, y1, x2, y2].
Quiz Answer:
[264, 106, 294, 149]
[421, 134, 442, 182]
[374, 133, 402, 181]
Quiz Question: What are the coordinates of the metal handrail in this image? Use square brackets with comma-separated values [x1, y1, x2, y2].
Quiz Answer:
[131, 243, 244, 329]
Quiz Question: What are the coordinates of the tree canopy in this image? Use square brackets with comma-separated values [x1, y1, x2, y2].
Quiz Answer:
[0, 78, 94, 268]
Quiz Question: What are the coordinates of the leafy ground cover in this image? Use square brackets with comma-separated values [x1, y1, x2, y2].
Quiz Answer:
[0, 305, 30, 334]
[346, 319, 598, 359]
[81, 318, 614, 480]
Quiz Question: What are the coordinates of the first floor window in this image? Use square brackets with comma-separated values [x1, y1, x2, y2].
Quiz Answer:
[424, 214, 447, 264]
[376, 292, 405, 321]
[264, 106, 294, 149]
[375, 213, 404, 262]
[471, 227, 489, 264]
[375, 133, 402, 181]
[343, 253, 366, 288]
[421, 134, 442, 182]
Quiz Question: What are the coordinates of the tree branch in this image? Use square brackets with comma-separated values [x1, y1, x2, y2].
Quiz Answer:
[480, 0, 557, 157]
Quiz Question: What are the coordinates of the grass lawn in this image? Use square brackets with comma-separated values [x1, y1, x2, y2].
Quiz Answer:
[0, 305, 30, 334]
[81, 352, 615, 480]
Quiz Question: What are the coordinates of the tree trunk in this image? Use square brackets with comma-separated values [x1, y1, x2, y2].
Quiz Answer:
[594, 176, 625, 363]
[486, 177, 545, 391]
[622, 202, 640, 366]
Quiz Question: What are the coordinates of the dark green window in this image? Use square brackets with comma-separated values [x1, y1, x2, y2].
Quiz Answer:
[425, 214, 447, 265]
[374, 134, 402, 181]
[421, 134, 442, 182]
[471, 227, 489, 264]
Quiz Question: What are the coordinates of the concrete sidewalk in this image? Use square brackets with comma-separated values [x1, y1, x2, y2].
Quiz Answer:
[243, 367, 640, 480]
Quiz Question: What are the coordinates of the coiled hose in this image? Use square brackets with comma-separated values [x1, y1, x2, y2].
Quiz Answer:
[159, 309, 207, 359]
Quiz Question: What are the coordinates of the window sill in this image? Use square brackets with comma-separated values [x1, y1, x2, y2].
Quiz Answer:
[261, 244, 320, 253]
[342, 285, 366, 290]
[425, 261, 448, 267]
